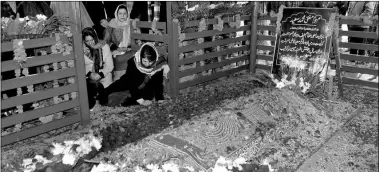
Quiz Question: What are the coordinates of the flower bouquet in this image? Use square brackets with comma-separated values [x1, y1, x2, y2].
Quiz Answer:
[1, 13, 71, 42]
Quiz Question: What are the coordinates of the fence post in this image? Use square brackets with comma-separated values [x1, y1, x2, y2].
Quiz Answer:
[166, 2, 179, 99]
[249, 2, 259, 74]
[73, 34, 90, 125]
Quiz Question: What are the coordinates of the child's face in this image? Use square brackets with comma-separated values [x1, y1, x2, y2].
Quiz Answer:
[141, 58, 154, 67]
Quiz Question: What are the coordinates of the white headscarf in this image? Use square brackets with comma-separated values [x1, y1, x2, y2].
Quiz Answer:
[108, 4, 131, 48]
[134, 43, 170, 79]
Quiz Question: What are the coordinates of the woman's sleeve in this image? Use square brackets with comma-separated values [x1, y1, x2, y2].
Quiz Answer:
[150, 70, 164, 100]
[99, 44, 114, 78]
[104, 58, 136, 94]
[83, 53, 92, 76]
[104, 26, 118, 51]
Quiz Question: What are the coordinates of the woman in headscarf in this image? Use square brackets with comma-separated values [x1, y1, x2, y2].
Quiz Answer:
[99, 43, 170, 107]
[82, 27, 114, 109]
[103, 4, 134, 81]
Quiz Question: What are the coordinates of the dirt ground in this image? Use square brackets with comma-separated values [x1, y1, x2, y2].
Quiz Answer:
[1, 70, 378, 172]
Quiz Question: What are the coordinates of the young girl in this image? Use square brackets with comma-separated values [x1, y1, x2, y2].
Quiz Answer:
[99, 43, 170, 107]
[82, 27, 114, 109]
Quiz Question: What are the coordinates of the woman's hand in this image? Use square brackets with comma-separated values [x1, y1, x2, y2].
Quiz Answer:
[141, 100, 152, 106]
[117, 47, 131, 52]
[91, 73, 101, 81]
[100, 19, 108, 28]
[83, 45, 90, 56]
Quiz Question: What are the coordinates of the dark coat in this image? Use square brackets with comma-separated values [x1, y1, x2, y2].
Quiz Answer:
[104, 57, 164, 102]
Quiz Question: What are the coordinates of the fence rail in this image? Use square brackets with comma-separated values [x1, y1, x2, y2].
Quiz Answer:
[1, 53, 75, 72]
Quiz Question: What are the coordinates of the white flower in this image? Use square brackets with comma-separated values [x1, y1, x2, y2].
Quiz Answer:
[36, 14, 47, 21]
[34, 155, 52, 165]
[135, 166, 147, 172]
[22, 158, 33, 168]
[162, 162, 180, 172]
[147, 164, 162, 172]
[232, 157, 247, 171]
[262, 158, 274, 172]
[91, 162, 118, 172]
[237, 2, 248, 5]
[62, 152, 77, 166]
[212, 165, 230, 172]
[209, 4, 217, 9]
[183, 166, 195, 172]
[27, 20, 37, 28]
[276, 82, 286, 89]
[51, 142, 66, 155]
[188, 5, 199, 11]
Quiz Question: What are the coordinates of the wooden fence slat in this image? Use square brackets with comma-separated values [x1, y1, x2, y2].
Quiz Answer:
[340, 18, 377, 26]
[131, 44, 168, 55]
[167, 2, 179, 98]
[1, 99, 79, 128]
[256, 64, 272, 71]
[339, 30, 378, 39]
[130, 33, 168, 42]
[257, 54, 273, 61]
[178, 45, 249, 65]
[179, 55, 249, 77]
[340, 54, 378, 64]
[136, 21, 167, 30]
[257, 34, 276, 41]
[342, 77, 378, 89]
[339, 42, 378, 51]
[179, 35, 249, 53]
[72, 34, 90, 125]
[342, 66, 378, 76]
[1, 53, 75, 72]
[185, 15, 251, 28]
[178, 64, 248, 89]
[330, 64, 378, 76]
[1, 36, 69, 52]
[1, 114, 80, 146]
[257, 25, 276, 32]
[1, 68, 76, 91]
[1, 83, 78, 109]
[183, 25, 251, 40]
[249, 2, 259, 73]
[257, 45, 275, 51]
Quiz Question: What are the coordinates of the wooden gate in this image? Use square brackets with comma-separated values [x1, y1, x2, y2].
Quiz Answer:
[1, 34, 90, 146]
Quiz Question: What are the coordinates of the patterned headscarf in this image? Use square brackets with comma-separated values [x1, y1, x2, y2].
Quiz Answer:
[134, 43, 170, 79]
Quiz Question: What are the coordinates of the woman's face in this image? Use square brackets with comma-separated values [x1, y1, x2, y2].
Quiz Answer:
[84, 35, 95, 47]
[117, 8, 128, 22]
[141, 57, 154, 68]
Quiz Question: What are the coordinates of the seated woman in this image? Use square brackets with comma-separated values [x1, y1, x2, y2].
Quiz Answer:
[103, 4, 134, 81]
[82, 27, 114, 109]
[99, 43, 170, 107]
